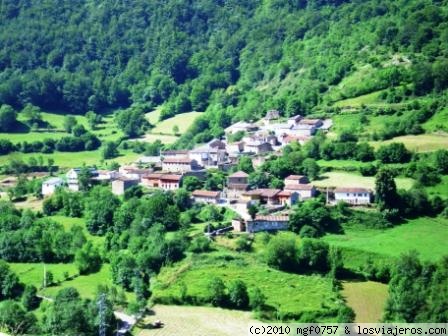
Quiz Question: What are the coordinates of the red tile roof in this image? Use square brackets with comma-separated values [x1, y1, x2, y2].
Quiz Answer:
[163, 157, 193, 164]
[192, 190, 220, 198]
[229, 171, 249, 178]
[251, 215, 289, 222]
[284, 184, 315, 190]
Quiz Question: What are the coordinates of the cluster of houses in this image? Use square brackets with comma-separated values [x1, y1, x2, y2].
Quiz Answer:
[40, 110, 375, 234]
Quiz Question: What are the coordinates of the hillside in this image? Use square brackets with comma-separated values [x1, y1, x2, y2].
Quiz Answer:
[0, 0, 447, 147]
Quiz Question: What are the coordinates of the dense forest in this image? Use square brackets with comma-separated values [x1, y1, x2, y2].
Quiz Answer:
[1, 0, 448, 144]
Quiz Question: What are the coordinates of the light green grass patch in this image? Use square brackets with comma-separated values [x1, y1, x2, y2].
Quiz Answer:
[333, 90, 385, 108]
[0, 149, 139, 168]
[425, 175, 448, 199]
[153, 252, 340, 319]
[145, 107, 162, 125]
[317, 160, 371, 170]
[370, 134, 448, 152]
[313, 171, 414, 190]
[323, 216, 448, 262]
[151, 112, 202, 135]
[139, 134, 179, 144]
[342, 281, 388, 323]
[9, 263, 78, 288]
[423, 107, 448, 133]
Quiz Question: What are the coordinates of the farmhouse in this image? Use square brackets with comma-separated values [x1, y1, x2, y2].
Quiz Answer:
[42, 177, 64, 196]
[142, 173, 183, 191]
[162, 157, 201, 173]
[112, 177, 139, 195]
[277, 190, 299, 206]
[226, 141, 245, 155]
[245, 215, 289, 233]
[92, 170, 120, 182]
[263, 109, 280, 124]
[284, 175, 309, 185]
[283, 184, 316, 200]
[227, 171, 249, 199]
[244, 141, 273, 155]
[66, 168, 98, 191]
[160, 150, 190, 158]
[287, 114, 303, 127]
[279, 134, 310, 145]
[192, 190, 221, 204]
[189, 145, 227, 167]
[242, 189, 281, 206]
[334, 187, 372, 205]
[118, 166, 150, 181]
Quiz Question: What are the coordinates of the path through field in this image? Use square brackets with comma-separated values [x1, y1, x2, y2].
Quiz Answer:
[137, 305, 256, 336]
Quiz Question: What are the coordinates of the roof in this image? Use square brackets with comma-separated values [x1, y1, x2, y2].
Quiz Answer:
[334, 187, 371, 193]
[163, 157, 193, 164]
[285, 175, 306, 181]
[192, 190, 220, 198]
[288, 114, 302, 121]
[244, 189, 281, 198]
[250, 215, 289, 222]
[265, 110, 280, 120]
[229, 171, 249, 178]
[44, 177, 63, 185]
[114, 177, 139, 182]
[278, 191, 292, 197]
[299, 119, 322, 125]
[161, 150, 189, 155]
[143, 173, 182, 181]
[284, 184, 315, 190]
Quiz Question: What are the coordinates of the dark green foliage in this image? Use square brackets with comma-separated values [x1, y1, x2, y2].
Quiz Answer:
[228, 280, 249, 310]
[375, 168, 399, 210]
[265, 235, 297, 272]
[189, 236, 212, 253]
[289, 199, 338, 236]
[75, 241, 102, 275]
[384, 252, 448, 322]
[235, 235, 253, 252]
[182, 176, 203, 192]
[110, 253, 138, 291]
[249, 288, 266, 311]
[237, 156, 255, 174]
[0, 300, 37, 335]
[0, 105, 17, 132]
[115, 106, 148, 138]
[85, 186, 120, 235]
[0, 260, 23, 300]
[22, 285, 40, 311]
[376, 143, 411, 164]
[102, 141, 119, 160]
[297, 239, 330, 273]
[207, 277, 227, 307]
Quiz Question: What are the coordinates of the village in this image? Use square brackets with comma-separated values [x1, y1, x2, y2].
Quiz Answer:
[40, 110, 373, 235]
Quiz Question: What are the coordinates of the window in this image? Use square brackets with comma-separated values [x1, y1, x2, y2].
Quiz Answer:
[346, 193, 349, 196]
[358, 193, 362, 197]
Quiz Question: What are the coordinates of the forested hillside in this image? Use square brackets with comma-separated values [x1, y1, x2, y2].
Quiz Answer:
[1, 0, 447, 144]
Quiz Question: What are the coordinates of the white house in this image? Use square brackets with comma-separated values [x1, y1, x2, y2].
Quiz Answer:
[283, 184, 316, 200]
[66, 168, 98, 191]
[245, 215, 289, 233]
[191, 190, 221, 204]
[162, 157, 201, 173]
[334, 188, 372, 205]
[42, 177, 64, 196]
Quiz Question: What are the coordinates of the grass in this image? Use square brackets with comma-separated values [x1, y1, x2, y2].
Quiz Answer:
[0, 149, 139, 168]
[425, 175, 448, 199]
[333, 90, 385, 108]
[317, 160, 371, 170]
[48, 215, 105, 247]
[370, 134, 448, 152]
[313, 171, 414, 190]
[323, 216, 448, 263]
[151, 112, 203, 135]
[137, 305, 256, 336]
[9, 263, 78, 288]
[145, 107, 162, 125]
[342, 281, 388, 323]
[139, 133, 179, 144]
[152, 251, 340, 320]
[423, 107, 448, 133]
[41, 264, 114, 299]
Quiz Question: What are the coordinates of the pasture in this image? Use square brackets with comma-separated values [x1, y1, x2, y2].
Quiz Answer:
[49, 215, 105, 247]
[150, 112, 203, 135]
[423, 107, 448, 132]
[152, 251, 340, 320]
[137, 305, 256, 336]
[333, 90, 385, 108]
[370, 134, 448, 152]
[313, 171, 414, 190]
[9, 263, 78, 288]
[323, 216, 448, 262]
[342, 281, 388, 323]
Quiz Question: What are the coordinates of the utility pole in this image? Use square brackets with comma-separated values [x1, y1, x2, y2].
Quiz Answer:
[98, 293, 107, 336]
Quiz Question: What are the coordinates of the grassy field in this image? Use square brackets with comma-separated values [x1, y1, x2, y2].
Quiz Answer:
[151, 112, 203, 135]
[139, 133, 179, 144]
[423, 107, 448, 132]
[49, 215, 105, 247]
[323, 216, 448, 263]
[317, 160, 371, 170]
[0, 149, 139, 168]
[333, 90, 385, 108]
[370, 134, 448, 152]
[137, 305, 256, 336]
[425, 175, 448, 199]
[145, 107, 162, 125]
[342, 281, 388, 323]
[152, 251, 340, 320]
[313, 171, 414, 190]
[9, 263, 78, 288]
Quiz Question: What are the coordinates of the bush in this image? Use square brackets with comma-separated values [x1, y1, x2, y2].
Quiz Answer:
[228, 280, 249, 310]
[265, 235, 297, 272]
[235, 235, 253, 252]
[189, 236, 212, 253]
